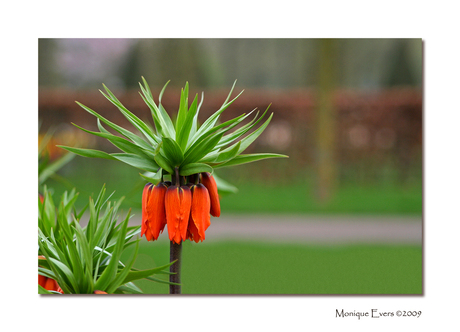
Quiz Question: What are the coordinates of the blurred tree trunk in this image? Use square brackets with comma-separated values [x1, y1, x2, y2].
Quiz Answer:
[315, 39, 338, 203]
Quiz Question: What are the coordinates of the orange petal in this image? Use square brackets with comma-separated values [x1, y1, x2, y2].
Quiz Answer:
[147, 182, 167, 240]
[141, 183, 153, 238]
[38, 274, 47, 288]
[179, 186, 192, 241]
[201, 172, 220, 217]
[165, 186, 180, 241]
[165, 185, 192, 244]
[145, 228, 153, 241]
[44, 277, 59, 291]
[191, 184, 211, 241]
[187, 214, 201, 243]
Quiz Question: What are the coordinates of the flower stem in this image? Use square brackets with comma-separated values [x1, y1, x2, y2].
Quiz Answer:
[169, 241, 182, 294]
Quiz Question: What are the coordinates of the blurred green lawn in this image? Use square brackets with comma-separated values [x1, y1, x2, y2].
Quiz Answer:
[123, 241, 422, 295]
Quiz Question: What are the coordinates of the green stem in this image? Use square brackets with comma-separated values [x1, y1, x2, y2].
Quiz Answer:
[174, 167, 180, 186]
[169, 241, 182, 294]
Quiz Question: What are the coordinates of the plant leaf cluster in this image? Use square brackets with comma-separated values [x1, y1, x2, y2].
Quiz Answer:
[58, 79, 287, 184]
[38, 185, 174, 294]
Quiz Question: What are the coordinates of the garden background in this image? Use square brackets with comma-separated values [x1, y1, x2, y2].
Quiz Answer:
[38, 38, 422, 294]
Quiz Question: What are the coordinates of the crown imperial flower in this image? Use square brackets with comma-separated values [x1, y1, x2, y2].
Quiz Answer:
[58, 78, 289, 294]
[60, 79, 287, 245]
[141, 170, 215, 244]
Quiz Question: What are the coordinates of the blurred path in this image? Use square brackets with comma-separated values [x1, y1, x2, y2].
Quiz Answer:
[126, 213, 422, 245]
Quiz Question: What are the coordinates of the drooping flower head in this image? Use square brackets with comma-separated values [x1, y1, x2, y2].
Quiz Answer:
[60, 79, 288, 244]
[141, 171, 213, 244]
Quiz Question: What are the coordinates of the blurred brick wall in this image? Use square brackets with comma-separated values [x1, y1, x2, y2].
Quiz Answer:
[39, 87, 422, 183]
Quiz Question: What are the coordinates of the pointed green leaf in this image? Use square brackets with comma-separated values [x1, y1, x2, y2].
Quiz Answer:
[116, 283, 144, 294]
[58, 146, 115, 160]
[76, 101, 154, 151]
[190, 88, 244, 143]
[162, 137, 184, 166]
[175, 83, 189, 132]
[158, 80, 170, 104]
[39, 285, 54, 294]
[94, 210, 131, 291]
[187, 111, 250, 151]
[214, 141, 241, 163]
[215, 109, 263, 149]
[39, 152, 74, 185]
[106, 240, 140, 293]
[190, 91, 204, 138]
[72, 122, 155, 157]
[73, 222, 93, 275]
[183, 132, 223, 165]
[222, 79, 238, 106]
[233, 111, 274, 155]
[154, 152, 173, 174]
[213, 173, 239, 194]
[90, 206, 114, 250]
[139, 77, 175, 138]
[110, 153, 159, 173]
[177, 93, 198, 150]
[100, 85, 159, 145]
[121, 261, 175, 285]
[179, 163, 213, 176]
[49, 257, 80, 293]
[213, 153, 288, 168]
[140, 171, 162, 184]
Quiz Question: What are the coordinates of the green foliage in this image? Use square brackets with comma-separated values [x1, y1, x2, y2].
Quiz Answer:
[38, 185, 174, 294]
[58, 79, 287, 188]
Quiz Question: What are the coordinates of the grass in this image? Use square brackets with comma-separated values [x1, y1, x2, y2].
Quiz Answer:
[220, 182, 422, 215]
[123, 241, 423, 295]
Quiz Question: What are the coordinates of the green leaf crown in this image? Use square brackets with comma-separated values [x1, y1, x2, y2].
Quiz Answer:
[59, 78, 288, 183]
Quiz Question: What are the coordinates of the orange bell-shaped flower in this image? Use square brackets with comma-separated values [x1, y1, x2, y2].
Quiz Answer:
[201, 172, 220, 217]
[141, 182, 168, 241]
[165, 185, 192, 244]
[188, 184, 211, 243]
